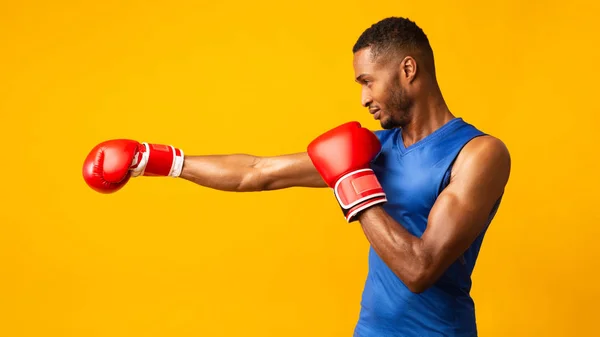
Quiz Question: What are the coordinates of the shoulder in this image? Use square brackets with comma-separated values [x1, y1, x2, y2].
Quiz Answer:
[463, 135, 510, 161]
[452, 135, 511, 185]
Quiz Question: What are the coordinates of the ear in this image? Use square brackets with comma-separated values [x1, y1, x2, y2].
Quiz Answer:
[400, 56, 418, 83]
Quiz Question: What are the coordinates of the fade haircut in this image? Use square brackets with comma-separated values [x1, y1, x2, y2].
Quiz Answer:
[353, 17, 435, 74]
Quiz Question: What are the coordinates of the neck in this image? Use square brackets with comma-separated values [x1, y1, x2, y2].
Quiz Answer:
[401, 86, 454, 147]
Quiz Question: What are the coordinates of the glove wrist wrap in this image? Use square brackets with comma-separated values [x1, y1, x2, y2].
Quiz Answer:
[334, 168, 387, 222]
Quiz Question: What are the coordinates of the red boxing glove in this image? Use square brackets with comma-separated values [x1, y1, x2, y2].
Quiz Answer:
[82, 139, 184, 194]
[307, 122, 386, 222]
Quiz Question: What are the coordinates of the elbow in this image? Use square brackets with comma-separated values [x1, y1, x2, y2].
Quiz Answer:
[403, 265, 436, 294]
[405, 277, 432, 294]
[238, 164, 268, 192]
[237, 177, 267, 192]
[241, 157, 271, 192]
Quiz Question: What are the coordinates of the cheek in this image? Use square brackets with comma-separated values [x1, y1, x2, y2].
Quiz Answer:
[370, 85, 386, 104]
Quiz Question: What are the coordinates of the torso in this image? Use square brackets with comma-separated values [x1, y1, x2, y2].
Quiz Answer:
[354, 118, 502, 337]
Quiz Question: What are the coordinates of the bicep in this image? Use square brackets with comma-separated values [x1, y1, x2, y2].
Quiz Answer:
[421, 137, 511, 276]
[258, 152, 327, 190]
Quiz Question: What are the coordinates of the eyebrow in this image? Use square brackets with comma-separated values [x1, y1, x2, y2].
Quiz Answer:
[355, 74, 368, 83]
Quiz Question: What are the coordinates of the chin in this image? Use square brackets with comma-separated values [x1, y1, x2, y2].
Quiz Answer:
[380, 113, 410, 129]
[380, 116, 397, 130]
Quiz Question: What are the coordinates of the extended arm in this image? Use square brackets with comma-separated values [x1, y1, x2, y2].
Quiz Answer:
[82, 139, 326, 194]
[356, 136, 511, 293]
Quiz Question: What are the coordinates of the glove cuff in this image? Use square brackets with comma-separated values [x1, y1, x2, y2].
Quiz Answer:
[131, 143, 184, 177]
[346, 196, 387, 222]
[334, 169, 387, 222]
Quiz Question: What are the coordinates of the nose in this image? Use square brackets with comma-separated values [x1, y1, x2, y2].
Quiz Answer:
[361, 87, 372, 108]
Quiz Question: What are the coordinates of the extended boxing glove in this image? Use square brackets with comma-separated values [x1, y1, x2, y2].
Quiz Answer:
[82, 139, 184, 194]
[307, 122, 386, 222]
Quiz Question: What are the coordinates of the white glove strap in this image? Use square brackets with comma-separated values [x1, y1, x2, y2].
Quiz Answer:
[170, 148, 184, 177]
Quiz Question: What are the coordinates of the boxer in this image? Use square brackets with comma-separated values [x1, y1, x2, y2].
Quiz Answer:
[83, 17, 510, 337]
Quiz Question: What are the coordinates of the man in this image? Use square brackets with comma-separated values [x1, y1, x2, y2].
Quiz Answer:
[83, 17, 510, 336]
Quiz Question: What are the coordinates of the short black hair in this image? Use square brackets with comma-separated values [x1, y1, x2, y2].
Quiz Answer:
[353, 17, 434, 71]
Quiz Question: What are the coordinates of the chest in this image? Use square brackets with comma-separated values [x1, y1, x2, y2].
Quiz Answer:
[370, 147, 452, 217]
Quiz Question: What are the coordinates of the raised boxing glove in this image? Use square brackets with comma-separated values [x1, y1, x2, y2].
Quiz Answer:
[307, 122, 386, 222]
[82, 139, 184, 194]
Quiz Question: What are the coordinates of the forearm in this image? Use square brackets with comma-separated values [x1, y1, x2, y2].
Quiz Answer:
[180, 154, 265, 192]
[357, 206, 432, 293]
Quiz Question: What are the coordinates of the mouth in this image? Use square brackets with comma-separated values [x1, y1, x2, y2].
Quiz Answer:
[369, 108, 381, 120]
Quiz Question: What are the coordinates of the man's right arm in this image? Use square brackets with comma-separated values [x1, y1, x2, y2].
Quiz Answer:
[179, 152, 327, 192]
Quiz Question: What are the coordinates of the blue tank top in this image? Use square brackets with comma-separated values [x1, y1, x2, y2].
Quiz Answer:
[354, 118, 502, 337]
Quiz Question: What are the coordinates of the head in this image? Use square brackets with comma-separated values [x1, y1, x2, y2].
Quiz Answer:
[353, 17, 436, 129]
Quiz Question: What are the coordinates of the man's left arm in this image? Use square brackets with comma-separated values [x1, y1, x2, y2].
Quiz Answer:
[357, 136, 511, 293]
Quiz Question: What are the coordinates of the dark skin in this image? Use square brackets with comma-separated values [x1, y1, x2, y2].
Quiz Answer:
[179, 46, 511, 293]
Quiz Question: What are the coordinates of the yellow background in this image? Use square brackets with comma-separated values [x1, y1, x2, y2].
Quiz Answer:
[1, 0, 599, 336]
